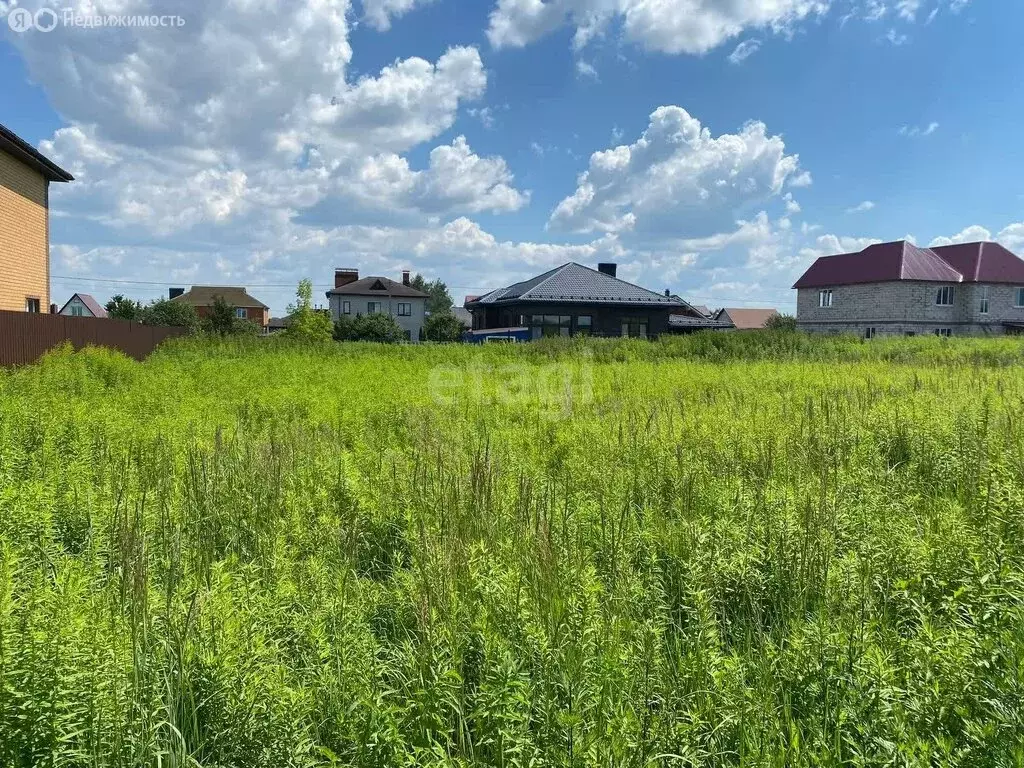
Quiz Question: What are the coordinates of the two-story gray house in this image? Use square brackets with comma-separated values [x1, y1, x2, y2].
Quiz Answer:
[794, 240, 1024, 337]
[326, 268, 429, 340]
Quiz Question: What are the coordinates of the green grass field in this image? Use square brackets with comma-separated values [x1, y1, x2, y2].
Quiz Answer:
[2, 334, 1024, 766]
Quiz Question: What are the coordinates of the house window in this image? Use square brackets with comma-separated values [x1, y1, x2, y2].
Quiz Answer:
[70, 305, 84, 317]
[818, 290, 833, 308]
[576, 315, 592, 336]
[979, 286, 989, 315]
[1016, 288, 1024, 308]
[935, 328, 953, 337]
[621, 318, 648, 338]
[26, 298, 41, 313]
[397, 302, 412, 317]
[864, 327, 876, 340]
[935, 286, 955, 306]
[526, 314, 571, 338]
[367, 302, 382, 314]
[235, 308, 247, 319]
[342, 301, 351, 315]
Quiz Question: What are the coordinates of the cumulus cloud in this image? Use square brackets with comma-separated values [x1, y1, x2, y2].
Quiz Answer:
[486, 0, 830, 56]
[549, 105, 805, 239]
[928, 225, 993, 247]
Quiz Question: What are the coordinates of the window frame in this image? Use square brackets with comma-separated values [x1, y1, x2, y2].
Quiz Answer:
[367, 301, 382, 314]
[25, 297, 41, 313]
[235, 307, 248, 319]
[864, 327, 876, 340]
[935, 286, 955, 306]
[397, 302, 412, 317]
[818, 289, 833, 308]
[935, 328, 953, 338]
[1016, 288, 1024, 308]
[978, 285, 990, 315]
[342, 301, 351, 315]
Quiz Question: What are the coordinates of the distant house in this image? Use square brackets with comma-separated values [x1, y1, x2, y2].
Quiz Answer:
[326, 269, 429, 341]
[715, 307, 780, 330]
[170, 286, 270, 329]
[793, 240, 1024, 337]
[466, 262, 686, 339]
[0, 122, 74, 313]
[666, 294, 733, 333]
[58, 293, 107, 318]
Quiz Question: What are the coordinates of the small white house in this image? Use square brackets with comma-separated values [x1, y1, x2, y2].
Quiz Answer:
[326, 269, 429, 341]
[58, 293, 107, 318]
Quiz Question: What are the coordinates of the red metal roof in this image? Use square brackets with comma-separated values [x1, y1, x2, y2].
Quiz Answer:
[791, 240, 1024, 289]
[930, 242, 1024, 284]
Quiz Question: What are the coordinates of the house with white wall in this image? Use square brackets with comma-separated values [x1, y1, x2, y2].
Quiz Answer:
[326, 269, 429, 341]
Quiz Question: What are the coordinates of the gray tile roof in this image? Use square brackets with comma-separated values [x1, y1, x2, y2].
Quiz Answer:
[470, 263, 685, 307]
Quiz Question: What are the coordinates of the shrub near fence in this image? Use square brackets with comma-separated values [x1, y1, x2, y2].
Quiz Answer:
[0, 309, 188, 365]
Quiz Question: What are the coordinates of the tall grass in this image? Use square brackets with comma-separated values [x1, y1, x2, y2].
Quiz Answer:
[1, 335, 1023, 766]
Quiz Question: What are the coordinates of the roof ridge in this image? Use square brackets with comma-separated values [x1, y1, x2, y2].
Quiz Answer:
[520, 263, 574, 298]
[567, 261, 673, 301]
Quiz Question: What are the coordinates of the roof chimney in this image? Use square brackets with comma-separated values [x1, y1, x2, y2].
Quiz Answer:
[169, 287, 185, 300]
[402, 269, 410, 286]
[335, 268, 359, 289]
[664, 289, 670, 297]
[598, 262, 617, 278]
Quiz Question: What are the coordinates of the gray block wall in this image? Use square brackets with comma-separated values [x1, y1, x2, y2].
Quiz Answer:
[796, 282, 1024, 336]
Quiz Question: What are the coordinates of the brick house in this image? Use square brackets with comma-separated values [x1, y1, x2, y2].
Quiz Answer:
[170, 286, 270, 329]
[326, 269, 429, 341]
[794, 240, 1024, 337]
[0, 123, 74, 313]
[466, 262, 687, 339]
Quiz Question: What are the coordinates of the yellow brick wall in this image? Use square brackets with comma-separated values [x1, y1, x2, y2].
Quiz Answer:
[0, 150, 49, 312]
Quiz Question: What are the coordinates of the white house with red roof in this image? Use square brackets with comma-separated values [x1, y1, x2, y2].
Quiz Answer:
[58, 293, 107, 318]
[793, 240, 1024, 337]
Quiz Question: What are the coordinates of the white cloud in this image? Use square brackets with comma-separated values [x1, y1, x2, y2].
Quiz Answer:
[728, 38, 762, 64]
[929, 225, 992, 247]
[486, 0, 830, 56]
[845, 200, 876, 214]
[885, 28, 909, 44]
[576, 60, 600, 79]
[789, 170, 814, 187]
[898, 122, 939, 137]
[896, 0, 920, 20]
[549, 105, 805, 238]
[784, 192, 801, 214]
[361, 0, 434, 31]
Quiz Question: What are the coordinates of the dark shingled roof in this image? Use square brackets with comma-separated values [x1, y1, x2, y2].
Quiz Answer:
[171, 286, 269, 309]
[794, 240, 1024, 289]
[468, 263, 685, 308]
[327, 276, 429, 298]
[0, 122, 74, 182]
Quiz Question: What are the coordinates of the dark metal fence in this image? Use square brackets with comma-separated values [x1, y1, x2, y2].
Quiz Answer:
[0, 310, 188, 366]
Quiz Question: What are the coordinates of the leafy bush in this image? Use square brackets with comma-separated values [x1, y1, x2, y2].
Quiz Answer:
[423, 310, 465, 342]
[334, 312, 407, 343]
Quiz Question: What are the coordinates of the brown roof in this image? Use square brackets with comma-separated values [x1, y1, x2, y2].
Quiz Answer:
[59, 293, 107, 317]
[326, 276, 428, 298]
[718, 308, 779, 329]
[171, 286, 269, 309]
[794, 240, 1024, 289]
[0, 122, 74, 182]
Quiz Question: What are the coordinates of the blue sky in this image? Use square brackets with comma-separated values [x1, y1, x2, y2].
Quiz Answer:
[2, 0, 1020, 315]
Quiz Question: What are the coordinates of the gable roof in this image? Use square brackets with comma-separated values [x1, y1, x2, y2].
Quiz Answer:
[171, 286, 269, 309]
[717, 308, 779, 329]
[326, 276, 429, 298]
[794, 240, 1024, 289]
[468, 263, 685, 308]
[0, 123, 74, 182]
[59, 293, 107, 317]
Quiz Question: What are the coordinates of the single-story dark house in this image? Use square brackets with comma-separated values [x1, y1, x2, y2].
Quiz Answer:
[466, 262, 700, 339]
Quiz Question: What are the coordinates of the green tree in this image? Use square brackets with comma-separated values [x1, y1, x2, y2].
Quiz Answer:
[203, 295, 239, 336]
[285, 279, 334, 343]
[105, 294, 143, 321]
[424, 311, 465, 342]
[765, 313, 797, 332]
[141, 299, 200, 331]
[410, 274, 454, 315]
[334, 313, 406, 343]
